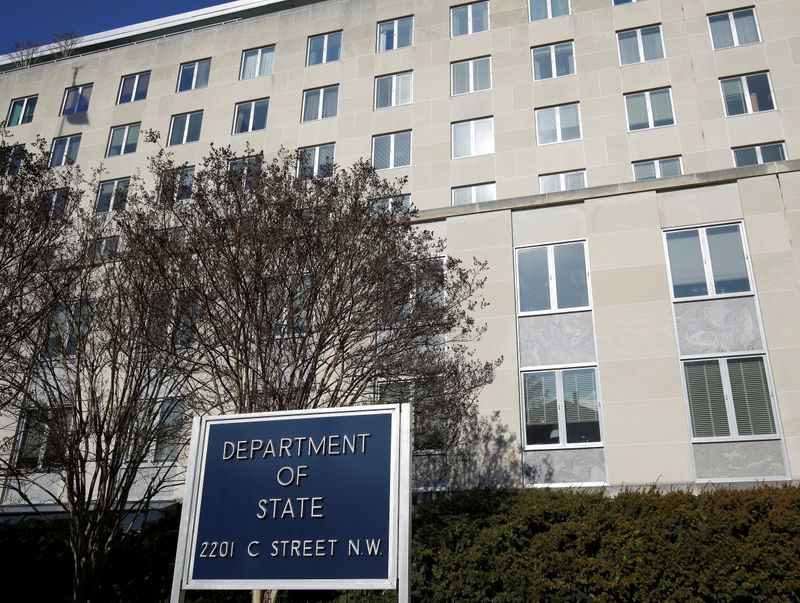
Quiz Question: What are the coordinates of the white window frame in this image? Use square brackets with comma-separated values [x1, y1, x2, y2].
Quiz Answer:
[451, 56, 492, 96]
[632, 156, 683, 180]
[535, 103, 582, 145]
[519, 363, 604, 450]
[616, 25, 665, 65]
[298, 143, 335, 178]
[301, 85, 339, 122]
[624, 88, 675, 131]
[49, 134, 81, 167]
[662, 222, 754, 302]
[60, 83, 92, 116]
[233, 98, 269, 134]
[376, 16, 414, 53]
[529, 0, 571, 22]
[732, 142, 787, 167]
[720, 72, 776, 116]
[531, 41, 575, 81]
[117, 71, 149, 104]
[538, 170, 586, 193]
[306, 31, 342, 66]
[451, 117, 495, 159]
[372, 131, 412, 170]
[139, 397, 187, 465]
[374, 72, 413, 109]
[95, 178, 129, 213]
[6, 95, 37, 126]
[708, 8, 761, 50]
[451, 182, 496, 206]
[450, 1, 490, 37]
[168, 111, 203, 146]
[240, 45, 276, 79]
[106, 122, 140, 158]
[515, 240, 592, 316]
[177, 59, 211, 92]
[680, 353, 780, 444]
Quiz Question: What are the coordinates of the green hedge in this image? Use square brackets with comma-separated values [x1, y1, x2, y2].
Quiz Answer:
[2, 486, 800, 601]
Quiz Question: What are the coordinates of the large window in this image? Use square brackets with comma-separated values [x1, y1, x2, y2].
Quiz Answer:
[377, 16, 413, 52]
[160, 167, 195, 203]
[633, 156, 682, 181]
[530, 0, 570, 21]
[241, 45, 275, 79]
[664, 224, 751, 299]
[373, 131, 412, 170]
[451, 56, 491, 95]
[106, 123, 140, 157]
[6, 95, 37, 126]
[733, 142, 786, 167]
[299, 143, 335, 178]
[177, 59, 211, 92]
[451, 2, 489, 37]
[625, 88, 674, 130]
[95, 178, 129, 213]
[15, 409, 70, 470]
[522, 367, 601, 447]
[118, 71, 150, 103]
[375, 72, 412, 109]
[50, 134, 81, 167]
[683, 356, 776, 440]
[233, 98, 269, 134]
[452, 117, 494, 158]
[302, 85, 338, 122]
[169, 111, 203, 146]
[535, 103, 581, 144]
[61, 84, 92, 116]
[532, 42, 575, 80]
[228, 156, 263, 191]
[517, 241, 589, 314]
[539, 170, 585, 193]
[307, 31, 342, 65]
[709, 8, 760, 50]
[618, 25, 664, 65]
[452, 182, 496, 206]
[721, 73, 774, 116]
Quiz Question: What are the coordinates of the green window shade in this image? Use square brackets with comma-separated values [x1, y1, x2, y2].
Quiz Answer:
[685, 361, 729, 438]
[727, 357, 776, 436]
[524, 372, 559, 445]
[563, 368, 600, 444]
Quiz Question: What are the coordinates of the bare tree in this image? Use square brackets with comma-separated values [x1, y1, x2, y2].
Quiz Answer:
[8, 40, 39, 69]
[52, 31, 82, 59]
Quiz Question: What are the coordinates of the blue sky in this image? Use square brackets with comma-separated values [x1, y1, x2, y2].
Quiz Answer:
[2, 1, 227, 53]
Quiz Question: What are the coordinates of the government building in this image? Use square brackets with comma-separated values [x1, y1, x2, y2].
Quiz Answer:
[1, 0, 800, 500]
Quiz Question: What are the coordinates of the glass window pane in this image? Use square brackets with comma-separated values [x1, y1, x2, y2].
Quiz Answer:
[634, 161, 657, 181]
[327, 32, 342, 61]
[563, 369, 600, 444]
[252, 99, 269, 130]
[453, 122, 471, 158]
[626, 93, 649, 130]
[473, 3, 489, 33]
[108, 127, 125, 157]
[554, 43, 574, 76]
[564, 171, 585, 190]
[195, 60, 210, 89]
[523, 372, 559, 445]
[533, 47, 553, 80]
[322, 87, 338, 118]
[376, 76, 393, 108]
[685, 361, 729, 438]
[373, 136, 391, 169]
[474, 118, 494, 155]
[707, 224, 750, 294]
[659, 157, 682, 177]
[303, 90, 320, 121]
[518, 246, 550, 312]
[96, 182, 114, 213]
[537, 107, 557, 144]
[259, 47, 275, 75]
[170, 115, 186, 145]
[539, 174, 561, 193]
[114, 179, 129, 211]
[722, 78, 747, 115]
[618, 30, 640, 64]
[397, 73, 412, 104]
[242, 50, 258, 79]
[560, 104, 580, 140]
[235, 104, 251, 133]
[378, 22, 393, 52]
[9, 100, 22, 125]
[178, 65, 195, 91]
[453, 187, 473, 206]
[319, 144, 335, 176]
[452, 6, 468, 36]
[51, 139, 67, 166]
[65, 137, 80, 164]
[709, 14, 734, 49]
[187, 112, 202, 142]
[394, 132, 411, 167]
[398, 17, 413, 47]
[734, 147, 759, 167]
[475, 182, 496, 202]
[308, 36, 324, 65]
[727, 357, 775, 436]
[650, 89, 674, 127]
[474, 57, 491, 91]
[134, 73, 149, 101]
[77, 86, 92, 113]
[554, 242, 588, 308]
[119, 77, 135, 103]
[666, 230, 708, 297]
[641, 26, 664, 61]
[746, 73, 774, 112]
[760, 143, 785, 163]
[124, 124, 140, 154]
[552, 0, 569, 17]
[530, 0, 548, 21]
[452, 61, 470, 95]
[733, 10, 759, 45]
[63, 88, 79, 114]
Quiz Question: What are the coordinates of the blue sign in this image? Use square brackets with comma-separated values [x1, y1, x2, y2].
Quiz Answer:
[173, 405, 407, 592]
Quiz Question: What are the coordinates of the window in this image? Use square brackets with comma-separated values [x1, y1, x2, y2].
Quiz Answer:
[95, 178, 129, 213]
[632, 156, 682, 181]
[373, 194, 411, 213]
[160, 167, 194, 203]
[228, 156, 262, 191]
[302, 85, 338, 122]
[177, 59, 211, 92]
[88, 236, 120, 261]
[373, 131, 412, 169]
[451, 2, 489, 37]
[517, 241, 589, 313]
[299, 143, 335, 178]
[307, 31, 342, 65]
[532, 42, 575, 80]
[118, 71, 150, 103]
[614, 0, 643, 4]
[618, 25, 664, 65]
[1, 144, 25, 174]
[241, 45, 275, 79]
[61, 84, 92, 116]
[721, 73, 774, 116]
[539, 170, 586, 193]
[451, 56, 491, 95]
[535, 103, 581, 144]
[377, 16, 413, 52]
[683, 356, 776, 440]
[233, 98, 269, 134]
[733, 142, 786, 167]
[664, 224, 751, 299]
[106, 123, 140, 157]
[39, 189, 68, 221]
[625, 88, 674, 130]
[169, 111, 203, 146]
[6, 95, 37, 126]
[15, 409, 70, 470]
[151, 398, 186, 463]
[375, 72, 412, 109]
[452, 182, 496, 206]
[530, 0, 570, 21]
[522, 367, 601, 447]
[452, 117, 494, 158]
[50, 134, 81, 167]
[46, 301, 91, 357]
[709, 8, 760, 50]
